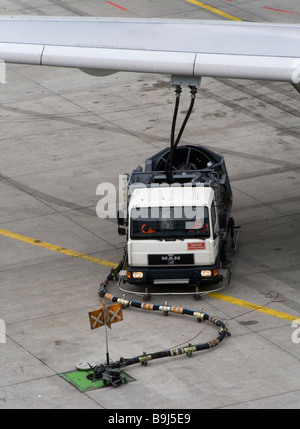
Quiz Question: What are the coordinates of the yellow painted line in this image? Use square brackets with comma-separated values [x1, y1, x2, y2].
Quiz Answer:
[0, 228, 118, 268]
[1, 227, 298, 322]
[186, 0, 243, 21]
[209, 292, 299, 322]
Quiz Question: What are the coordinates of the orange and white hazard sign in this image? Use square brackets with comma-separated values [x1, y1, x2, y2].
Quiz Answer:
[88, 300, 123, 330]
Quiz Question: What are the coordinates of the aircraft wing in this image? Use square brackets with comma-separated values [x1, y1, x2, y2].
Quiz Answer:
[0, 16, 300, 83]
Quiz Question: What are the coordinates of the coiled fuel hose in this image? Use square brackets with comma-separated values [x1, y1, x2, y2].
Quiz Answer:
[98, 259, 231, 369]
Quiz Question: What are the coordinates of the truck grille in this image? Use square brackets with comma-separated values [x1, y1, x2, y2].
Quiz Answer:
[148, 254, 194, 266]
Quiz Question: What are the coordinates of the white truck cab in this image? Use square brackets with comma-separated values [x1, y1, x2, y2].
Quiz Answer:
[128, 185, 219, 275]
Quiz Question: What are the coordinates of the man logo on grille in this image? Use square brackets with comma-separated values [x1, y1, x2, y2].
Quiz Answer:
[161, 255, 181, 265]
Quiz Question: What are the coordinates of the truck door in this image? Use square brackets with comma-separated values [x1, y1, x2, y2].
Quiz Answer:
[211, 203, 220, 258]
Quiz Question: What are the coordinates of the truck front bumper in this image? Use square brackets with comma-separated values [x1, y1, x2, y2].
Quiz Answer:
[125, 265, 222, 286]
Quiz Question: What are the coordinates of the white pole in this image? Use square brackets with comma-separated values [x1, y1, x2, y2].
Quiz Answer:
[104, 307, 110, 366]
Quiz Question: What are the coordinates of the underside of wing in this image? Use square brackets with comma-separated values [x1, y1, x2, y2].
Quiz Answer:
[0, 16, 300, 82]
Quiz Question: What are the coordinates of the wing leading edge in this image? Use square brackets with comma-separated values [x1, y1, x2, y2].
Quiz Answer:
[0, 16, 300, 83]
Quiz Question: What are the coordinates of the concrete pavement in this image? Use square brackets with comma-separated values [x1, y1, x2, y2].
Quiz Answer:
[0, 0, 299, 409]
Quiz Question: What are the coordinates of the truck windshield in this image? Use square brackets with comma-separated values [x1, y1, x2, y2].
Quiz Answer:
[130, 206, 210, 239]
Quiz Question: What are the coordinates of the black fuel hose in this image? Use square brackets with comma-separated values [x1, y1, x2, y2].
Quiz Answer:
[165, 85, 197, 183]
[97, 261, 230, 369]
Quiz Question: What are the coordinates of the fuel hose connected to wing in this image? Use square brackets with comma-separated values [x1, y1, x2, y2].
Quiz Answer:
[98, 260, 231, 369]
[165, 84, 197, 184]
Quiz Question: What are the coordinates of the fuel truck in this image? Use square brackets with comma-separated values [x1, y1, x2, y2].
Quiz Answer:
[117, 143, 235, 288]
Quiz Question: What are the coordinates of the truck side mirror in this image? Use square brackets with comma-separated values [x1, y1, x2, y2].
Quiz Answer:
[117, 210, 127, 235]
[118, 227, 126, 236]
[117, 210, 125, 226]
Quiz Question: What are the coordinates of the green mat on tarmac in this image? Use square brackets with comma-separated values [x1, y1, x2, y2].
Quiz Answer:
[60, 369, 134, 392]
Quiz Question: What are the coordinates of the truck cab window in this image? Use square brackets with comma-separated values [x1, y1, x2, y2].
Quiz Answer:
[130, 206, 210, 239]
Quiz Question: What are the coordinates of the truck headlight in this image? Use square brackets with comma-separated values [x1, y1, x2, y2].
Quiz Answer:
[201, 270, 212, 277]
[132, 272, 144, 279]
